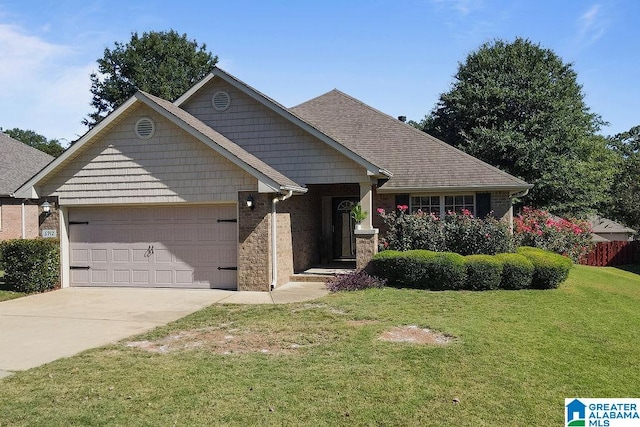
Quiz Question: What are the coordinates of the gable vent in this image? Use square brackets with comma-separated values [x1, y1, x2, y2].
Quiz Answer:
[135, 117, 155, 139]
[212, 91, 231, 111]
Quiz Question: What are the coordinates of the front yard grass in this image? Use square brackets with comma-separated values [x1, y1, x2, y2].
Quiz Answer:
[0, 264, 639, 426]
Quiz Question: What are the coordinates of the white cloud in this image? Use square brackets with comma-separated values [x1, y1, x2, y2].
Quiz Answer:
[577, 4, 607, 45]
[0, 23, 93, 142]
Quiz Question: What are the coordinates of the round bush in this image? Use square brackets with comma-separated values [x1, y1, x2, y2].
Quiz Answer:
[464, 255, 503, 291]
[517, 246, 573, 289]
[495, 253, 534, 290]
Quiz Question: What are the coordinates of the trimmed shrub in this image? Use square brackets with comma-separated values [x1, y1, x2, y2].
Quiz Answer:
[372, 250, 467, 290]
[370, 250, 404, 287]
[517, 246, 573, 289]
[0, 239, 60, 293]
[495, 253, 534, 290]
[326, 271, 387, 292]
[464, 255, 503, 291]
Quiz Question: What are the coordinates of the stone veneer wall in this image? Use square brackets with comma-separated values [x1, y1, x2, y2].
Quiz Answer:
[355, 230, 378, 271]
[275, 211, 294, 287]
[490, 191, 513, 223]
[237, 191, 271, 291]
[277, 193, 320, 273]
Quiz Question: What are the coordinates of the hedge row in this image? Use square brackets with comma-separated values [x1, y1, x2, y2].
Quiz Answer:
[0, 239, 60, 293]
[371, 247, 572, 291]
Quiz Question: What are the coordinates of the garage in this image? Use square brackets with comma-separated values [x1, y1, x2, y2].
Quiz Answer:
[68, 205, 238, 289]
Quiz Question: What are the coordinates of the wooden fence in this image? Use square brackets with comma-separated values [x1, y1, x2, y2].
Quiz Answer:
[580, 241, 640, 266]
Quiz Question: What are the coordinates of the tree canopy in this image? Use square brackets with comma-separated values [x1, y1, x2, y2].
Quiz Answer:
[85, 30, 218, 127]
[606, 125, 640, 231]
[417, 38, 609, 216]
[1, 127, 65, 157]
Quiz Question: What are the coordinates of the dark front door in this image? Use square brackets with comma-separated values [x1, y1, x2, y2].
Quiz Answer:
[332, 197, 358, 259]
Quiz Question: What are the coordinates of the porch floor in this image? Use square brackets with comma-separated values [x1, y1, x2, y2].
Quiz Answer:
[290, 261, 356, 282]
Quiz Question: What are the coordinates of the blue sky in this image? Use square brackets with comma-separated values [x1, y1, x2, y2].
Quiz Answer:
[0, 0, 637, 145]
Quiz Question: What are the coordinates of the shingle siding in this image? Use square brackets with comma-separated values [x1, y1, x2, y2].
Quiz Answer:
[181, 79, 367, 185]
[40, 105, 256, 205]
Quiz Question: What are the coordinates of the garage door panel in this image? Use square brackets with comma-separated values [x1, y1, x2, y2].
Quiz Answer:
[69, 205, 237, 289]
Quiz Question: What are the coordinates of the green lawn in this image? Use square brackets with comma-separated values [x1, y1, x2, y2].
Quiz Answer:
[1, 264, 639, 426]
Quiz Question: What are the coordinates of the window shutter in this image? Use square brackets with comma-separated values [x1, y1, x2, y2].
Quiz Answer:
[476, 193, 492, 218]
[395, 194, 410, 210]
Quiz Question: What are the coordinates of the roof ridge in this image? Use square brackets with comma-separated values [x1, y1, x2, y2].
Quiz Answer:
[299, 90, 529, 186]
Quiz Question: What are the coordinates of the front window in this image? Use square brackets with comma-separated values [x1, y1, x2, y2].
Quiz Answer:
[410, 196, 440, 214]
[410, 194, 475, 216]
[444, 195, 475, 215]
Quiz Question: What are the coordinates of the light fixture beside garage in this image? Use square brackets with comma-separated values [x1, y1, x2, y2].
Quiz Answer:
[41, 200, 52, 217]
[246, 195, 255, 210]
[135, 117, 155, 139]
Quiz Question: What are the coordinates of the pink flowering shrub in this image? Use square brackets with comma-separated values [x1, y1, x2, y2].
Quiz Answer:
[513, 207, 593, 262]
[377, 207, 512, 255]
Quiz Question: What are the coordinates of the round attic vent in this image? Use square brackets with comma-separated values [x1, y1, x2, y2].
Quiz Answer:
[135, 117, 155, 139]
[212, 91, 231, 111]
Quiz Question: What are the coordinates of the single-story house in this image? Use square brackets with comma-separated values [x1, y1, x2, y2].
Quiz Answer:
[588, 215, 636, 242]
[15, 67, 531, 291]
[0, 133, 54, 240]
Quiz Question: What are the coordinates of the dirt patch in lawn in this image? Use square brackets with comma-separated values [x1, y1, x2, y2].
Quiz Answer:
[378, 325, 455, 345]
[125, 324, 333, 355]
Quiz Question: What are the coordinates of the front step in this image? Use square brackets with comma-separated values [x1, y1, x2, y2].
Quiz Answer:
[289, 274, 333, 283]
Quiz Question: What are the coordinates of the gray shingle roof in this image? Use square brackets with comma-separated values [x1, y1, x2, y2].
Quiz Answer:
[0, 133, 54, 195]
[588, 215, 636, 234]
[290, 90, 531, 192]
[138, 91, 306, 193]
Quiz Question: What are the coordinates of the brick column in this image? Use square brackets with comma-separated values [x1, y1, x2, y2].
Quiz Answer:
[237, 192, 272, 291]
[355, 229, 378, 272]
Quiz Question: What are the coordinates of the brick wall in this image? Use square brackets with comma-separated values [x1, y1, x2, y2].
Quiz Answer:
[0, 198, 39, 240]
[237, 192, 271, 291]
[490, 191, 513, 223]
[278, 193, 321, 272]
[275, 211, 293, 286]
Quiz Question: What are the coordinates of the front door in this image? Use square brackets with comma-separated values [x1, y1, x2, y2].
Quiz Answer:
[332, 198, 358, 259]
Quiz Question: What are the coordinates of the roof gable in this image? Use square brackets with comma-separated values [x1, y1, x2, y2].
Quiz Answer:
[175, 68, 390, 178]
[0, 133, 53, 195]
[291, 89, 532, 193]
[14, 92, 306, 199]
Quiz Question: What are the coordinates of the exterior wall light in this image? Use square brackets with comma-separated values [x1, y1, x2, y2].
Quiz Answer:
[41, 201, 52, 217]
[246, 195, 255, 210]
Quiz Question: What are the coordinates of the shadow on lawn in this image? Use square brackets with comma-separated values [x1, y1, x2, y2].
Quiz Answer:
[614, 264, 640, 276]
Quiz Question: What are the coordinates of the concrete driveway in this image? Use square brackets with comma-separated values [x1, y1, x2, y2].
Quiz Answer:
[0, 283, 327, 378]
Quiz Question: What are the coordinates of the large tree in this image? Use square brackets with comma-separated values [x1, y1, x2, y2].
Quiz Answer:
[606, 125, 640, 231]
[418, 38, 609, 215]
[1, 127, 65, 157]
[85, 30, 218, 127]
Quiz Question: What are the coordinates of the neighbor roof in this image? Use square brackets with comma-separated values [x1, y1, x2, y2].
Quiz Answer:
[588, 215, 636, 234]
[0, 133, 53, 196]
[291, 90, 532, 193]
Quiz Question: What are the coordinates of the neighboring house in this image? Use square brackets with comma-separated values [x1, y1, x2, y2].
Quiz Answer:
[0, 133, 54, 240]
[15, 68, 531, 291]
[588, 215, 636, 242]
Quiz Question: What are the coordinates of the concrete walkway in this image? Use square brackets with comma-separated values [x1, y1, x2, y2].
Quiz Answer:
[0, 282, 328, 378]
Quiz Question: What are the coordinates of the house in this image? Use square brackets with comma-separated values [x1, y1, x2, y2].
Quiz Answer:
[15, 68, 531, 291]
[0, 133, 54, 240]
[566, 399, 586, 424]
[588, 215, 636, 242]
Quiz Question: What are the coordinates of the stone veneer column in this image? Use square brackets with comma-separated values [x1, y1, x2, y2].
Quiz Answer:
[237, 192, 272, 291]
[355, 229, 378, 271]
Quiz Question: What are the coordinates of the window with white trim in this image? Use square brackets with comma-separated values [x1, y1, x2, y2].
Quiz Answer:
[410, 196, 440, 214]
[444, 195, 475, 214]
[410, 194, 475, 216]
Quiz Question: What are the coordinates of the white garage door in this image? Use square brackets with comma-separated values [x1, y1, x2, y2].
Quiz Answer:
[68, 205, 237, 289]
